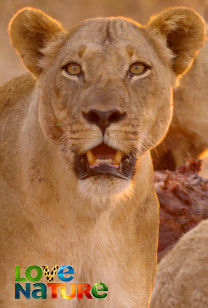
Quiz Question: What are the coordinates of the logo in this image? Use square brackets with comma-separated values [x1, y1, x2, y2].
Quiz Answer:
[15, 265, 108, 300]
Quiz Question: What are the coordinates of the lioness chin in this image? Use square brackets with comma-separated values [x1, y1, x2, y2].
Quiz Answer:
[0, 6, 205, 308]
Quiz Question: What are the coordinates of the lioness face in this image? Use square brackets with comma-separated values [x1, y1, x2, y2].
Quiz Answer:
[10, 8, 205, 202]
[38, 19, 173, 200]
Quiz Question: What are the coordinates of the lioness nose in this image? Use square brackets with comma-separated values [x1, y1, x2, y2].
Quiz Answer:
[82, 109, 127, 134]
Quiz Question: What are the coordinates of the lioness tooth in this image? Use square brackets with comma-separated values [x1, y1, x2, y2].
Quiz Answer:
[86, 150, 96, 166]
[114, 151, 123, 165]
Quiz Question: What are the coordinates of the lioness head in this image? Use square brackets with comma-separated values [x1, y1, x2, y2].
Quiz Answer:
[9, 7, 205, 202]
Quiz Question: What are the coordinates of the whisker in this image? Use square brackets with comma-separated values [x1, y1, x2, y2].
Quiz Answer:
[57, 132, 71, 145]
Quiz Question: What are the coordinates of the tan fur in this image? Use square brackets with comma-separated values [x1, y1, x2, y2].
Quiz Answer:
[0, 7, 205, 307]
[153, 40, 208, 170]
[151, 219, 208, 308]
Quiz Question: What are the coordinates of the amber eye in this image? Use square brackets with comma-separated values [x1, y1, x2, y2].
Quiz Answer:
[64, 63, 82, 75]
[129, 62, 150, 75]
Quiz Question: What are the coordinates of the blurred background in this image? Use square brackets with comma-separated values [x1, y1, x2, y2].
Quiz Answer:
[0, 0, 208, 83]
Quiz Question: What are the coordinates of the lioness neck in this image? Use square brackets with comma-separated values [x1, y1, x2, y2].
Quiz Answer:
[12, 80, 158, 308]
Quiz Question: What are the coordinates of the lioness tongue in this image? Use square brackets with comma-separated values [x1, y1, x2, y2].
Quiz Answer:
[86, 143, 123, 168]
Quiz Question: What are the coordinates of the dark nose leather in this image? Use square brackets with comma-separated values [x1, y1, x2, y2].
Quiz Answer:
[82, 109, 127, 134]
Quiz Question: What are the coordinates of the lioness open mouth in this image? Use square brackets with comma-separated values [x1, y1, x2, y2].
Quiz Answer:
[74, 143, 136, 180]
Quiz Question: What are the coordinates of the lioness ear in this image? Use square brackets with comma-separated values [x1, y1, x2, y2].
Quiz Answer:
[147, 7, 206, 75]
[9, 7, 65, 76]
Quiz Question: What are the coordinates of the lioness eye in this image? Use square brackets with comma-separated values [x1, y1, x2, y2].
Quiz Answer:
[129, 62, 150, 75]
[64, 63, 82, 75]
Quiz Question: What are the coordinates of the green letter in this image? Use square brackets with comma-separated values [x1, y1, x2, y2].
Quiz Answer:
[25, 265, 42, 282]
[92, 282, 108, 298]
[15, 265, 26, 281]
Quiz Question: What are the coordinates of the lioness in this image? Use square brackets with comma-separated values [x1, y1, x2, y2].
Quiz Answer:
[0, 7, 205, 308]
[151, 219, 208, 308]
[153, 40, 208, 170]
